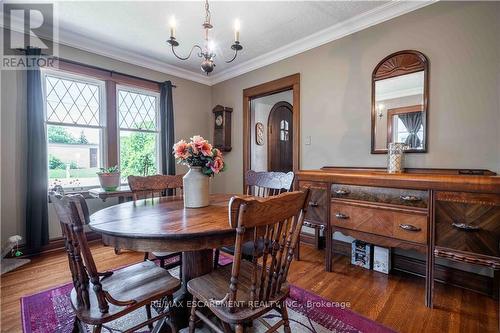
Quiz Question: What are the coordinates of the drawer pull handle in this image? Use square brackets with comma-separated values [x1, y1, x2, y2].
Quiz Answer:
[309, 201, 319, 207]
[452, 222, 481, 231]
[335, 213, 349, 220]
[400, 195, 421, 202]
[334, 189, 350, 196]
[399, 224, 421, 232]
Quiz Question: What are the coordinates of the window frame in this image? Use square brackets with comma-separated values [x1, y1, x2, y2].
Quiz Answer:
[40, 60, 165, 191]
[42, 68, 107, 190]
[116, 84, 162, 178]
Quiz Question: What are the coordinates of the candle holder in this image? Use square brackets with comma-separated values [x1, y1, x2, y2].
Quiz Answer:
[387, 143, 407, 173]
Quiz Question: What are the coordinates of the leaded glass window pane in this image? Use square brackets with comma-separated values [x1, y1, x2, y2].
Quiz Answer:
[45, 75, 100, 126]
[118, 89, 158, 131]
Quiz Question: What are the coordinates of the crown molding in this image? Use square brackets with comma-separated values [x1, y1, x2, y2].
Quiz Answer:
[2, 1, 436, 86]
[55, 28, 212, 86]
[209, 1, 437, 85]
[1, 15, 211, 86]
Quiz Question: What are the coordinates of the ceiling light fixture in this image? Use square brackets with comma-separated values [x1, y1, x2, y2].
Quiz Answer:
[167, 0, 243, 75]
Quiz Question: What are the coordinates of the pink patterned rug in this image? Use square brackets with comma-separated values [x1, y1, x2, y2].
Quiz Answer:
[21, 255, 395, 333]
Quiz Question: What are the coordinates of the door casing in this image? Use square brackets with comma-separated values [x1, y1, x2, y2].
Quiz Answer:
[242, 73, 300, 190]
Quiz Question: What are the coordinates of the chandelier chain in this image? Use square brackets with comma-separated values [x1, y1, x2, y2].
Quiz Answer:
[204, 0, 211, 26]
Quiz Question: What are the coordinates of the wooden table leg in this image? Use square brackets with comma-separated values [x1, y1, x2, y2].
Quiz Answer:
[173, 249, 214, 329]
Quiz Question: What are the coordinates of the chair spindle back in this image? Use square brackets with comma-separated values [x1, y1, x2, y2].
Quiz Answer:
[226, 189, 310, 312]
[245, 170, 294, 197]
[128, 174, 183, 201]
[50, 194, 110, 313]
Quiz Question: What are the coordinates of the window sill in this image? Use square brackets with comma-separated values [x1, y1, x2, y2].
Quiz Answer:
[48, 185, 102, 200]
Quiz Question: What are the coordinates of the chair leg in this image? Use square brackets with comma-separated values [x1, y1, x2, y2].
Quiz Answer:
[235, 324, 245, 333]
[189, 296, 198, 333]
[72, 316, 82, 333]
[280, 301, 291, 333]
[160, 258, 165, 268]
[178, 256, 182, 280]
[145, 303, 154, 330]
[114, 247, 121, 255]
[214, 249, 220, 268]
[221, 321, 232, 333]
[92, 325, 102, 333]
[144, 252, 149, 261]
[295, 239, 300, 261]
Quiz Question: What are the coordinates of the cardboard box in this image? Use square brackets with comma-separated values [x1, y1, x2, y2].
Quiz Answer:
[373, 246, 391, 274]
[351, 240, 372, 269]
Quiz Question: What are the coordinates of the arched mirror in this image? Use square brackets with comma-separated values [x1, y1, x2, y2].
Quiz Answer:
[371, 50, 429, 153]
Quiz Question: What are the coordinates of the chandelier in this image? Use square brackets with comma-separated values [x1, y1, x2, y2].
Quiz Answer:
[167, 0, 243, 75]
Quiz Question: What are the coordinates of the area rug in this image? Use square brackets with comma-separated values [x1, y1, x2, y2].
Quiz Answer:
[21, 256, 395, 333]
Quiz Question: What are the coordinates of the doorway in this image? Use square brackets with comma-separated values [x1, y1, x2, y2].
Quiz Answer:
[243, 74, 300, 188]
[268, 101, 293, 172]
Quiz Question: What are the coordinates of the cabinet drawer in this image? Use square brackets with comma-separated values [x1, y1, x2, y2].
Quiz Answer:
[298, 181, 328, 224]
[435, 192, 500, 258]
[331, 202, 428, 244]
[331, 184, 428, 209]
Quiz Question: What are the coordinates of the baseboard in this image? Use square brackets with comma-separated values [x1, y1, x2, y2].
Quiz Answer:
[332, 239, 496, 298]
[14, 232, 102, 258]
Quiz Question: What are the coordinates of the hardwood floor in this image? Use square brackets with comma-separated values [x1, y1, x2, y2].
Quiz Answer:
[1, 243, 497, 333]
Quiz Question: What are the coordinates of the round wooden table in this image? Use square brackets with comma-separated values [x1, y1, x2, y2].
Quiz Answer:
[89, 193, 238, 330]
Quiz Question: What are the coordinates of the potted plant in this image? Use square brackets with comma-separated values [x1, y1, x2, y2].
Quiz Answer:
[97, 165, 120, 191]
[173, 135, 226, 208]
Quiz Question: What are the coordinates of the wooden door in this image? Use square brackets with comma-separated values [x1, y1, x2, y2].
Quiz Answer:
[268, 101, 293, 172]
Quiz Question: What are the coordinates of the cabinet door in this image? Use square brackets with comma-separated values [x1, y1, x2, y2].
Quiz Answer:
[298, 181, 328, 225]
[435, 192, 500, 258]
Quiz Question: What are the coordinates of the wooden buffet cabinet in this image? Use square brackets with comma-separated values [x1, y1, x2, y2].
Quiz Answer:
[296, 167, 500, 307]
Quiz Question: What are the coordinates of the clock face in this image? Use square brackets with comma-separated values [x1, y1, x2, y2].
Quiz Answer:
[215, 115, 224, 127]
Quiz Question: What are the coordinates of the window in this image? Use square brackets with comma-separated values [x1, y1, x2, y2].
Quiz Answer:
[117, 86, 160, 179]
[43, 71, 105, 189]
[280, 120, 289, 141]
[393, 116, 424, 145]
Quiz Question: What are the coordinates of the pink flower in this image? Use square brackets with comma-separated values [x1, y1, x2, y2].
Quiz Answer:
[213, 148, 223, 159]
[190, 135, 213, 157]
[209, 157, 224, 174]
[199, 141, 213, 157]
[173, 140, 190, 160]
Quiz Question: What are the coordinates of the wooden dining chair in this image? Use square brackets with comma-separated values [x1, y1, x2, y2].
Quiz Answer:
[127, 174, 184, 273]
[50, 193, 180, 333]
[214, 170, 294, 267]
[187, 190, 310, 333]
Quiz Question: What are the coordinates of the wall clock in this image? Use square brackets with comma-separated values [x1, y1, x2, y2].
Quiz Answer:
[255, 122, 264, 146]
[212, 105, 232, 152]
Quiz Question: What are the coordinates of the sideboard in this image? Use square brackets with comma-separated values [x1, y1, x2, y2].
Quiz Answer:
[295, 167, 500, 307]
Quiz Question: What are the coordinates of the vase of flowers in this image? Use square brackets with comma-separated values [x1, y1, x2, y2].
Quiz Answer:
[173, 135, 225, 208]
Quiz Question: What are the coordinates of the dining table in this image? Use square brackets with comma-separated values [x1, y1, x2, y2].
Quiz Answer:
[89, 193, 243, 332]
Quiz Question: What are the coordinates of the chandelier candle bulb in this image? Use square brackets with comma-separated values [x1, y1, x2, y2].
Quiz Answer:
[208, 40, 215, 52]
[234, 19, 240, 42]
[169, 16, 176, 38]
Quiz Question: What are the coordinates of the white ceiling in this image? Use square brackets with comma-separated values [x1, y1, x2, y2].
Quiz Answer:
[5, 1, 435, 85]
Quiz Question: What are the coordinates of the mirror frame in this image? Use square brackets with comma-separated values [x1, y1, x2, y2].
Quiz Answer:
[371, 50, 429, 154]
